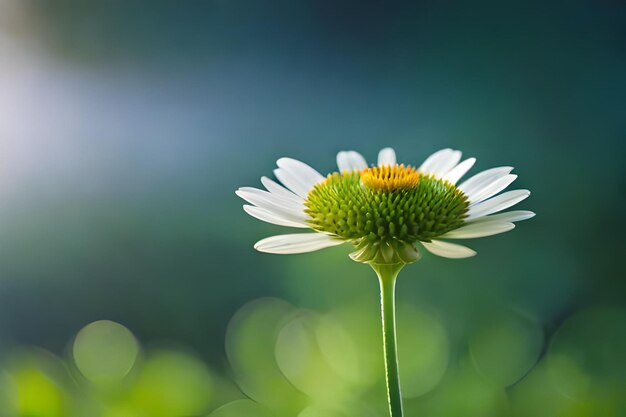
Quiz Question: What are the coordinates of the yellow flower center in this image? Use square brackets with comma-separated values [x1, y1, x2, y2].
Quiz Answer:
[360, 164, 421, 191]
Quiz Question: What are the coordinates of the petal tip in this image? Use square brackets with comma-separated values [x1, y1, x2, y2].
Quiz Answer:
[253, 238, 270, 252]
[377, 147, 397, 166]
[275, 157, 291, 167]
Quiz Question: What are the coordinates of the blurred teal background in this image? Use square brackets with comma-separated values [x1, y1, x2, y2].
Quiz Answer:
[0, 1, 625, 416]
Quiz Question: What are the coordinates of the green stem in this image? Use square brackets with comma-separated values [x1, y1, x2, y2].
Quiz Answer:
[371, 262, 405, 417]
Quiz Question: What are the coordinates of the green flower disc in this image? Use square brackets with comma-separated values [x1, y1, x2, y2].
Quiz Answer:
[304, 168, 469, 264]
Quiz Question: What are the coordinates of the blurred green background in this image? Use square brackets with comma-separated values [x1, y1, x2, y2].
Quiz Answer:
[0, 1, 625, 416]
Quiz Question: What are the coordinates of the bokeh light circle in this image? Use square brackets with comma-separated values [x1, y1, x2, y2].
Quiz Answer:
[469, 310, 543, 387]
[417, 366, 509, 417]
[275, 312, 346, 401]
[2, 349, 69, 417]
[315, 314, 360, 384]
[397, 305, 450, 397]
[130, 349, 213, 417]
[72, 320, 139, 384]
[298, 404, 371, 417]
[209, 399, 274, 417]
[225, 298, 307, 414]
[547, 306, 626, 399]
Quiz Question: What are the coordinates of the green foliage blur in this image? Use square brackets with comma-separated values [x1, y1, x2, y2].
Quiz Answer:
[1, 1, 625, 416]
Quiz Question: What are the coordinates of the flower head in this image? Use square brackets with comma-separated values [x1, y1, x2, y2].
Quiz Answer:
[236, 148, 533, 264]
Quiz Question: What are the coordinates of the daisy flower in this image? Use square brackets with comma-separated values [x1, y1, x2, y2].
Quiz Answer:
[236, 147, 533, 262]
[236, 147, 533, 417]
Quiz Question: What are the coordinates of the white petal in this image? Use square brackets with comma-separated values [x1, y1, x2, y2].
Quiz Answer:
[418, 148, 451, 172]
[419, 149, 461, 177]
[421, 240, 477, 259]
[243, 205, 309, 228]
[274, 169, 308, 198]
[467, 190, 531, 220]
[458, 166, 514, 196]
[467, 174, 518, 205]
[261, 176, 304, 204]
[336, 151, 367, 172]
[432, 150, 462, 177]
[440, 221, 515, 239]
[443, 157, 476, 184]
[377, 148, 397, 166]
[277, 158, 325, 185]
[468, 210, 536, 224]
[275, 158, 325, 198]
[237, 187, 304, 211]
[254, 233, 344, 254]
[236, 188, 307, 222]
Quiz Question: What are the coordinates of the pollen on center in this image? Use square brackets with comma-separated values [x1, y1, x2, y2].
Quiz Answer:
[360, 164, 421, 191]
